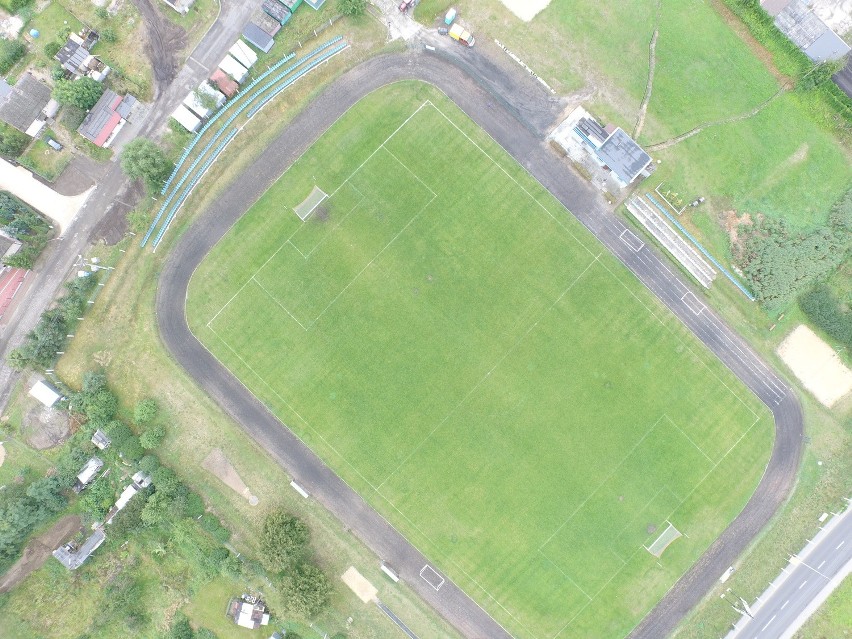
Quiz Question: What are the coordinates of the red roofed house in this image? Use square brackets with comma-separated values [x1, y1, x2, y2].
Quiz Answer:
[77, 89, 137, 148]
[210, 69, 239, 99]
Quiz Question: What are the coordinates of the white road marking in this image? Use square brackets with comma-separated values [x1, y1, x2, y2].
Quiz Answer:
[780, 599, 789, 610]
[837, 540, 845, 550]
[817, 560, 826, 569]
[762, 615, 776, 631]
[799, 580, 807, 589]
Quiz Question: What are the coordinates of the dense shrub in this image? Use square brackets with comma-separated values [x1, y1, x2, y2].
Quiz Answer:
[0, 122, 29, 158]
[799, 285, 852, 349]
[0, 39, 26, 75]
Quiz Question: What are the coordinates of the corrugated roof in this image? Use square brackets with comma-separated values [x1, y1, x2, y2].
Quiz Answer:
[595, 128, 651, 185]
[0, 73, 51, 133]
[78, 90, 134, 146]
[245, 20, 277, 49]
[263, 0, 289, 24]
[210, 69, 239, 97]
[251, 11, 282, 38]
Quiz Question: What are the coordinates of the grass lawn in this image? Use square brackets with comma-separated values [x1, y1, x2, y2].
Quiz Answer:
[19, 136, 72, 181]
[795, 574, 852, 639]
[187, 81, 772, 639]
[416, 0, 851, 233]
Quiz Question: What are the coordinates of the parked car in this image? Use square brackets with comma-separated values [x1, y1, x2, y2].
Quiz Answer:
[399, 0, 414, 11]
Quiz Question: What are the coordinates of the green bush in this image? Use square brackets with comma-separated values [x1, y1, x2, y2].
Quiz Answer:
[0, 39, 25, 75]
[43, 41, 61, 58]
[799, 285, 852, 348]
[0, 122, 29, 158]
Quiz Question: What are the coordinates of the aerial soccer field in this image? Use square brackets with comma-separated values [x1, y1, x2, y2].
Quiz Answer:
[187, 82, 772, 638]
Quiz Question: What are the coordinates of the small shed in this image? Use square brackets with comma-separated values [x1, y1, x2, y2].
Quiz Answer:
[73, 457, 104, 493]
[197, 81, 227, 107]
[183, 91, 212, 119]
[210, 69, 239, 98]
[262, 0, 291, 25]
[303, 0, 326, 8]
[230, 40, 259, 69]
[91, 429, 111, 450]
[244, 22, 276, 52]
[279, 0, 302, 11]
[219, 55, 249, 83]
[29, 380, 61, 407]
[250, 11, 282, 38]
[172, 104, 202, 132]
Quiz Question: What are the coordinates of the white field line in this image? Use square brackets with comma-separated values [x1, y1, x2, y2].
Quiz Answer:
[208, 101, 431, 327]
[664, 414, 715, 465]
[190, 321, 520, 639]
[250, 276, 308, 331]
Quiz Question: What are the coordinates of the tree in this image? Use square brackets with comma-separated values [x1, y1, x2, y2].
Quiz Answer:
[261, 509, 310, 572]
[139, 423, 165, 450]
[53, 77, 105, 111]
[100, 27, 117, 43]
[133, 398, 158, 424]
[120, 139, 173, 193]
[80, 479, 115, 520]
[195, 628, 218, 639]
[3, 247, 35, 269]
[138, 454, 160, 475]
[337, 0, 366, 17]
[7, 348, 28, 370]
[281, 563, 331, 618]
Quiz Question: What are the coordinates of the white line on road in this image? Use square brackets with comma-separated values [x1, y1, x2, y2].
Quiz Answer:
[837, 540, 846, 550]
[818, 560, 826, 570]
[799, 580, 808, 589]
[780, 599, 789, 610]
[762, 615, 776, 631]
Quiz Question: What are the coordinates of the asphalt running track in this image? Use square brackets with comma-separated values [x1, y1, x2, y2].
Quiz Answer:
[157, 50, 805, 639]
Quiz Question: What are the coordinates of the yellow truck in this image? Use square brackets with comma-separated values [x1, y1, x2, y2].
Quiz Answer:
[449, 22, 475, 47]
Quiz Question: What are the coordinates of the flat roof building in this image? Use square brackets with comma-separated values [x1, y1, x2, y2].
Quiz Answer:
[595, 128, 652, 186]
[29, 380, 61, 407]
[78, 90, 137, 148]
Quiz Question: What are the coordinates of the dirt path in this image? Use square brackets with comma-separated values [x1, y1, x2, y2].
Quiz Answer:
[0, 514, 81, 593]
[633, 0, 662, 138]
[645, 87, 786, 150]
[130, 0, 187, 97]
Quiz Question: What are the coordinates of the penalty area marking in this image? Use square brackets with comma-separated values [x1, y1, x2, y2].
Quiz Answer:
[419, 564, 445, 591]
[681, 291, 705, 315]
[619, 228, 645, 252]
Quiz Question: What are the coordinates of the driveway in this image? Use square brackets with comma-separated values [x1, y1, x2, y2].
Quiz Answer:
[0, 159, 94, 235]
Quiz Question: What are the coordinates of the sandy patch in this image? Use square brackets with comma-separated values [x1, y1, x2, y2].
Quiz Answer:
[341, 566, 378, 603]
[0, 514, 81, 593]
[499, 0, 552, 21]
[0, 159, 94, 236]
[201, 448, 259, 505]
[778, 325, 852, 407]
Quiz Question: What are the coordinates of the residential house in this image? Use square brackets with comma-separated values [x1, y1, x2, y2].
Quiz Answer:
[0, 73, 51, 137]
[77, 90, 137, 148]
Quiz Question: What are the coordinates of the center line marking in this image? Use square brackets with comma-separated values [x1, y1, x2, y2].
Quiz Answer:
[799, 580, 807, 589]
[780, 600, 789, 610]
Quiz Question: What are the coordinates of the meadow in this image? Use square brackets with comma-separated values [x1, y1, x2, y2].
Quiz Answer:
[187, 82, 772, 638]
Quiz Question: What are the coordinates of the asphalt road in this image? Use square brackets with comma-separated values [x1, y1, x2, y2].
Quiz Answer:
[0, 0, 255, 414]
[157, 43, 804, 639]
[725, 502, 852, 639]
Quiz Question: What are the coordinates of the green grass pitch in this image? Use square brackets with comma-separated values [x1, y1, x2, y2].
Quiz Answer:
[188, 82, 772, 638]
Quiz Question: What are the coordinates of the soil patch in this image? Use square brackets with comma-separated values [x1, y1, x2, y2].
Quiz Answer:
[778, 325, 852, 407]
[201, 448, 258, 505]
[130, 0, 186, 96]
[724, 210, 751, 246]
[22, 405, 70, 450]
[0, 514, 81, 593]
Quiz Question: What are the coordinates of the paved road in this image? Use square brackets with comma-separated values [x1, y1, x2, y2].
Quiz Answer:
[157, 43, 804, 639]
[0, 0, 255, 414]
[725, 501, 852, 639]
